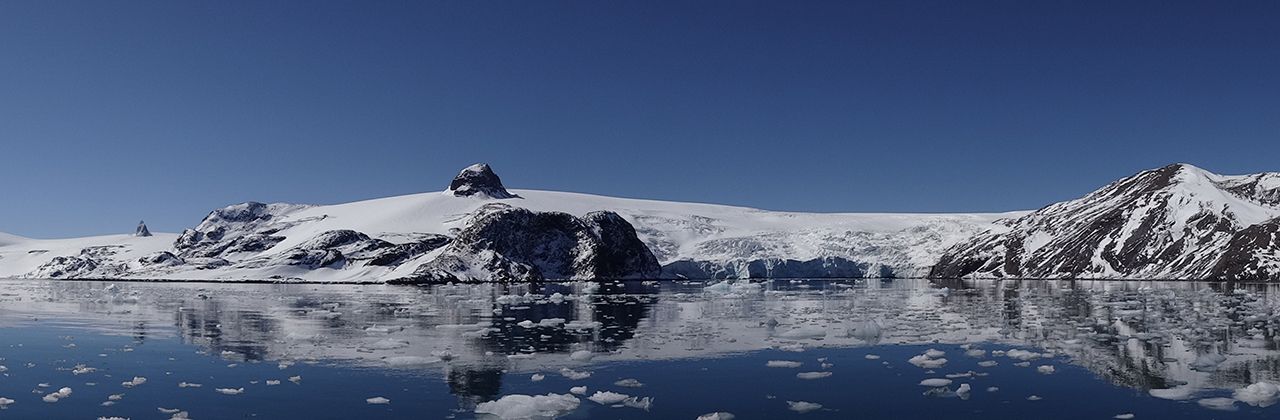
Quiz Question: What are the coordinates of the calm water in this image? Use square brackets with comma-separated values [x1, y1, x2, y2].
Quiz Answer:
[0, 278, 1278, 419]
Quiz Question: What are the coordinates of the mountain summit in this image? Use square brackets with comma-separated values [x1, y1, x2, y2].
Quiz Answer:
[135, 220, 152, 237]
[930, 163, 1280, 280]
[448, 163, 516, 199]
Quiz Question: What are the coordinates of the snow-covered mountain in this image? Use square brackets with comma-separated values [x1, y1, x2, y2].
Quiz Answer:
[931, 164, 1280, 280]
[0, 164, 1019, 282]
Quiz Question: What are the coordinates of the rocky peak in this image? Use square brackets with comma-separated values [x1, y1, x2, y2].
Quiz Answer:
[134, 220, 152, 237]
[448, 163, 516, 199]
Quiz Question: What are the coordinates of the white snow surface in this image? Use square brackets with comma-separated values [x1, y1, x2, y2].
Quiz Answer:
[0, 188, 1021, 282]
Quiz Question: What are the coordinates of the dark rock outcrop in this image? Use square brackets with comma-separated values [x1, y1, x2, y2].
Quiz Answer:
[174, 202, 307, 258]
[448, 163, 517, 199]
[1209, 217, 1280, 280]
[400, 205, 660, 282]
[135, 220, 152, 237]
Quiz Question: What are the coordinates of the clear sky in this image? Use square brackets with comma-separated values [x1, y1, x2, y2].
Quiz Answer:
[2, 1, 1279, 238]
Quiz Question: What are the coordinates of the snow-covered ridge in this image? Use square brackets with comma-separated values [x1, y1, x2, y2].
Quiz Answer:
[932, 163, 1280, 280]
[0, 164, 1021, 282]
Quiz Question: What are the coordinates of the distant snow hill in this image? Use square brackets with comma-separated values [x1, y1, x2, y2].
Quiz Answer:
[0, 163, 1022, 282]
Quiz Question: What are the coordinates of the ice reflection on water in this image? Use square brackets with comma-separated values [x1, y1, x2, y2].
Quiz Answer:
[1, 278, 1279, 411]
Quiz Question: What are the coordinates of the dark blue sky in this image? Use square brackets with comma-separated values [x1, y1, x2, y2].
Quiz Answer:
[3, 1, 1279, 238]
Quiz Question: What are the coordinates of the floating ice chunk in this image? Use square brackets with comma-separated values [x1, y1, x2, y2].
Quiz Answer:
[108, 394, 124, 401]
[908, 354, 948, 369]
[1013, 362, 1031, 367]
[159, 407, 181, 414]
[72, 364, 97, 375]
[1027, 395, 1042, 401]
[864, 354, 881, 360]
[178, 382, 202, 388]
[122, 377, 147, 387]
[1233, 381, 1280, 407]
[924, 349, 945, 358]
[767, 361, 803, 368]
[531, 374, 545, 382]
[559, 368, 591, 380]
[1005, 350, 1041, 361]
[1149, 388, 1194, 401]
[215, 388, 245, 395]
[987, 387, 999, 392]
[978, 361, 998, 367]
[517, 320, 536, 328]
[965, 349, 987, 358]
[289, 376, 302, 384]
[569, 386, 587, 395]
[170, 412, 191, 420]
[43, 387, 71, 403]
[614, 378, 644, 388]
[1037, 365, 1056, 375]
[623, 396, 653, 410]
[588, 391, 630, 405]
[796, 372, 832, 380]
[569, 350, 594, 362]
[786, 401, 823, 413]
[956, 383, 971, 399]
[1114, 414, 1135, 419]
[1197, 397, 1238, 411]
[0, 397, 13, 407]
[919, 378, 953, 387]
[474, 393, 581, 419]
[366, 397, 391, 405]
[697, 413, 735, 420]
[266, 380, 281, 386]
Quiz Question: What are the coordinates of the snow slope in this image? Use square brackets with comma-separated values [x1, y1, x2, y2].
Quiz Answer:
[932, 164, 1280, 280]
[0, 180, 1021, 282]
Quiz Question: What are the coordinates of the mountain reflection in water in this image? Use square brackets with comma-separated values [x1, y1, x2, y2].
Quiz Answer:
[0, 278, 1277, 409]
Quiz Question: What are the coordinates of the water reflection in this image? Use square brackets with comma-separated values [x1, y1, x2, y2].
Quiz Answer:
[1, 278, 1278, 407]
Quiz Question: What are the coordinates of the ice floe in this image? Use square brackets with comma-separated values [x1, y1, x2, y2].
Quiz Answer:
[1197, 397, 1238, 411]
[474, 393, 581, 419]
[697, 412, 735, 420]
[366, 396, 391, 404]
[559, 368, 591, 380]
[796, 371, 832, 380]
[588, 391, 630, 405]
[919, 378, 953, 387]
[786, 400, 823, 413]
[614, 378, 644, 388]
[766, 360, 803, 368]
[1234, 381, 1280, 407]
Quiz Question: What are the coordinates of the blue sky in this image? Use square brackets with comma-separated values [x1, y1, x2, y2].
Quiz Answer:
[2, 1, 1279, 238]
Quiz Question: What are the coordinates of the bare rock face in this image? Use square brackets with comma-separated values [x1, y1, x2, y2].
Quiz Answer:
[134, 220, 152, 237]
[400, 204, 660, 282]
[173, 202, 306, 258]
[1209, 217, 1280, 280]
[448, 164, 516, 199]
[930, 164, 1280, 280]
